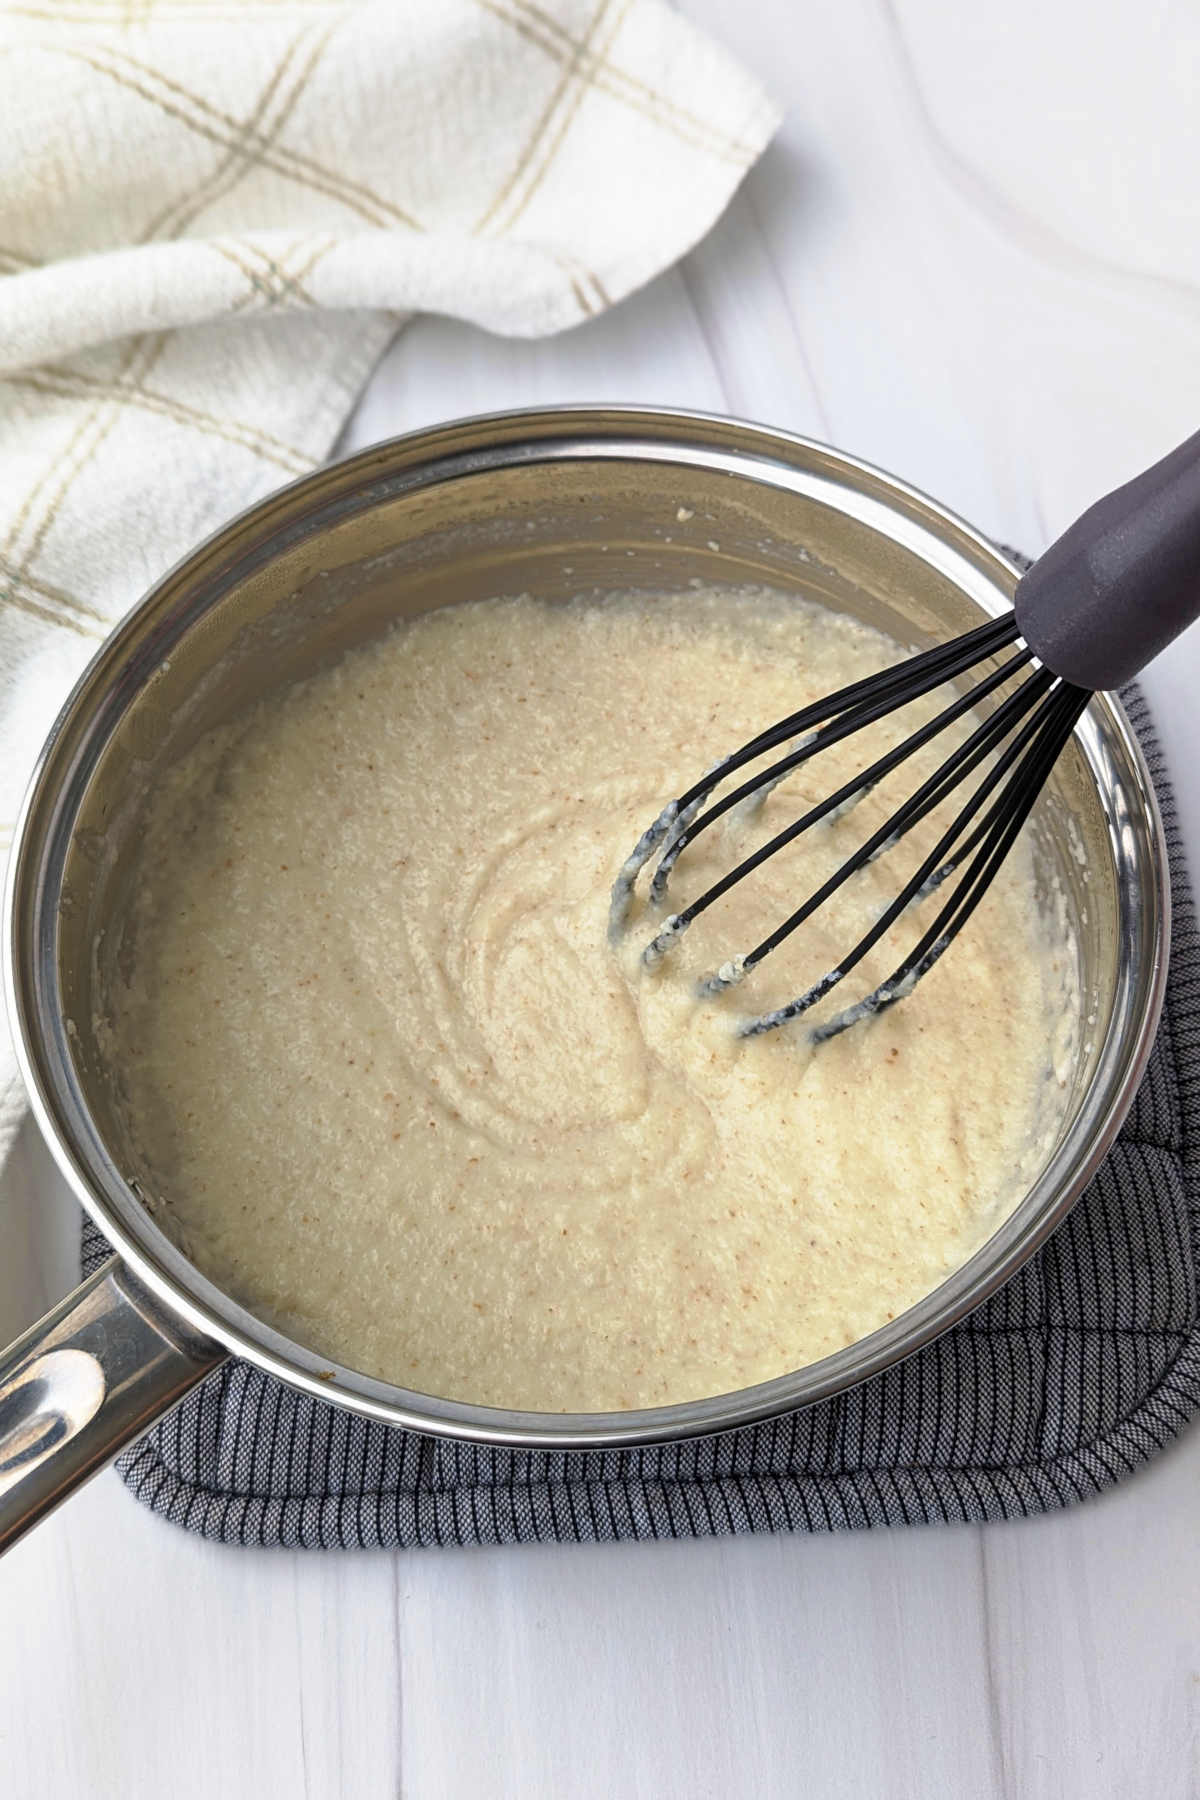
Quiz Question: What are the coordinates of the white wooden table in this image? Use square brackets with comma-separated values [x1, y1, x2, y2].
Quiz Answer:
[3, 4, 1199, 1795]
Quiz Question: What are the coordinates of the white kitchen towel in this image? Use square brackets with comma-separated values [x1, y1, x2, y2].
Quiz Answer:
[0, 0, 779, 1168]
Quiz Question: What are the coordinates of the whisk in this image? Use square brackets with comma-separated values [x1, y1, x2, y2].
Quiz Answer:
[610, 429, 1200, 1041]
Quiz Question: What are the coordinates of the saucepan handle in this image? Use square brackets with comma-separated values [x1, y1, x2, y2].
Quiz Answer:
[0, 1255, 224, 1555]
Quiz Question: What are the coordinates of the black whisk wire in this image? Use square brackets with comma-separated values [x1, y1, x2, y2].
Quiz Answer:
[671, 611, 1020, 818]
[724, 662, 1054, 983]
[612, 609, 1090, 1041]
[606, 613, 1024, 949]
[745, 678, 1088, 1039]
[645, 645, 1038, 962]
[649, 638, 1033, 910]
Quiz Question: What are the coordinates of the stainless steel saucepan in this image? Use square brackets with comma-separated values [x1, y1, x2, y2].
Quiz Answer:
[0, 408, 1169, 1553]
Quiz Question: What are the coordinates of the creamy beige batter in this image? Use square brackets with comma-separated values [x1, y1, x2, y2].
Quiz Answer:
[107, 587, 1077, 1410]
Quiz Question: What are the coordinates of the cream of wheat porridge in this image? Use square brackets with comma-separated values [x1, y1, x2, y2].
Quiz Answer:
[106, 588, 1078, 1410]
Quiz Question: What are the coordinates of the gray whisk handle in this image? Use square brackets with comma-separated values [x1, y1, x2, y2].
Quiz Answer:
[1015, 426, 1200, 691]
